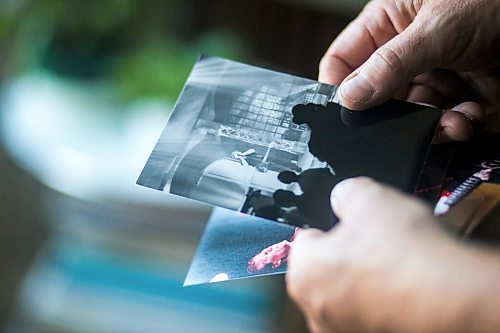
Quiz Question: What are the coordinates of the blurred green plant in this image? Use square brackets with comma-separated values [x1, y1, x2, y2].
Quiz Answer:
[1, 0, 139, 72]
[0, 0, 249, 103]
[112, 32, 248, 102]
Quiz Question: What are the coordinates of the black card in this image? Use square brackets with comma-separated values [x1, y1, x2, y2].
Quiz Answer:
[137, 55, 443, 230]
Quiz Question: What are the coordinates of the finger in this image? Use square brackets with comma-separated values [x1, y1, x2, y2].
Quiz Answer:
[435, 102, 486, 143]
[287, 228, 325, 279]
[449, 101, 486, 127]
[319, 44, 358, 86]
[289, 291, 331, 333]
[330, 177, 430, 226]
[287, 229, 325, 278]
[411, 70, 477, 106]
[319, 2, 404, 85]
[339, 19, 437, 110]
[292, 228, 325, 248]
[304, 314, 330, 333]
[286, 229, 326, 306]
[406, 84, 443, 107]
[392, 83, 411, 101]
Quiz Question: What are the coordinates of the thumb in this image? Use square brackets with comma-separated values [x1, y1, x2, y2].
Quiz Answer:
[339, 22, 435, 110]
[330, 177, 433, 227]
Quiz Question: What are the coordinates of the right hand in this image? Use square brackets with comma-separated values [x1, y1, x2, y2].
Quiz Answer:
[286, 177, 500, 333]
[319, 0, 500, 142]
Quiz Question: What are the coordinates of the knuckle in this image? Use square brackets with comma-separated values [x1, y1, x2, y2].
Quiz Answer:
[364, 0, 386, 12]
[373, 45, 406, 74]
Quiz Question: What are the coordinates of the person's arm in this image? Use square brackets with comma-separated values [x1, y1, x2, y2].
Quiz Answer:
[286, 177, 500, 333]
[319, 0, 500, 141]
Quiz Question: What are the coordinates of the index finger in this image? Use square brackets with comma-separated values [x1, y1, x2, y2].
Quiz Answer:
[330, 177, 431, 227]
[319, 1, 412, 85]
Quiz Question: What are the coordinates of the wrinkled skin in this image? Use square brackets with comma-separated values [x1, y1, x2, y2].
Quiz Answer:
[286, 178, 500, 333]
[287, 1, 500, 331]
[319, 0, 500, 142]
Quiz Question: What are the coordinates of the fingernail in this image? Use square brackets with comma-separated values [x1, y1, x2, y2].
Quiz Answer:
[340, 75, 375, 104]
[453, 109, 475, 123]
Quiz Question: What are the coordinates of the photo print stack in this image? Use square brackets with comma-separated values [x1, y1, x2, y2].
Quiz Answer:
[137, 55, 447, 284]
[138, 55, 444, 230]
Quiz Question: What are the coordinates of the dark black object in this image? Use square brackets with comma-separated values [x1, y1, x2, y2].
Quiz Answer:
[138, 56, 443, 231]
[275, 100, 441, 229]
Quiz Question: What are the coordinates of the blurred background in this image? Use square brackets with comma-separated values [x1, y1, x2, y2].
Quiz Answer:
[0, 1, 367, 332]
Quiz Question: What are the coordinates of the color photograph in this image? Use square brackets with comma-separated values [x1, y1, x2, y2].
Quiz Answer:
[184, 208, 299, 286]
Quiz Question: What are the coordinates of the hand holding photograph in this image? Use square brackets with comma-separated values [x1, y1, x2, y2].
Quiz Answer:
[137, 55, 443, 230]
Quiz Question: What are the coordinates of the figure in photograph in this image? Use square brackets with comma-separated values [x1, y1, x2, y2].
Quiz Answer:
[247, 227, 301, 273]
[184, 208, 296, 286]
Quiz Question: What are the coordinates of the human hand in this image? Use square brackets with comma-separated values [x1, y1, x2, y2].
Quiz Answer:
[286, 177, 500, 333]
[320, 0, 500, 142]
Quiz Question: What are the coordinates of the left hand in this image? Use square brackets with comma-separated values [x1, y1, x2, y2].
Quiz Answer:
[318, 0, 500, 142]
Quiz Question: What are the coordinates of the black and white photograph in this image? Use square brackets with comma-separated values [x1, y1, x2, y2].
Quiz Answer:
[184, 207, 299, 286]
[138, 55, 444, 230]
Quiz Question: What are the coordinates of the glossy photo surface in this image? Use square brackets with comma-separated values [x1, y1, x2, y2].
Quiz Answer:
[138, 56, 442, 230]
[184, 208, 298, 286]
